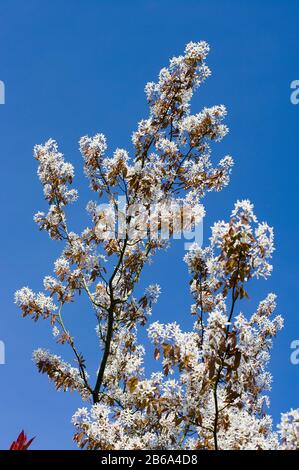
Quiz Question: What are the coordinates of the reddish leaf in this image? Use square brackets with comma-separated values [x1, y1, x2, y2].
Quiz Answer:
[10, 431, 35, 450]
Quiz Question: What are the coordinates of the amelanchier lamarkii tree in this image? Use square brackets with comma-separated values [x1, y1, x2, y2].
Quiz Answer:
[15, 41, 298, 450]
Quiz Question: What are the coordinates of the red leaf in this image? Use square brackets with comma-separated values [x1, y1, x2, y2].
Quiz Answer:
[9, 431, 35, 450]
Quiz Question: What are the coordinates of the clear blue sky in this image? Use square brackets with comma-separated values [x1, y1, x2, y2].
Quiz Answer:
[0, 0, 298, 450]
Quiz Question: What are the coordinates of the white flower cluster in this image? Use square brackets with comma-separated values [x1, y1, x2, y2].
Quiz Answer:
[145, 284, 161, 304]
[210, 200, 275, 279]
[79, 133, 107, 189]
[278, 409, 299, 450]
[34, 139, 78, 205]
[14, 287, 57, 320]
[79, 133, 107, 161]
[33, 348, 90, 400]
[32, 140, 79, 239]
[179, 105, 228, 144]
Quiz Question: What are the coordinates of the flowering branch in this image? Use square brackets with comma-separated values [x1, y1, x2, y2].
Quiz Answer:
[14, 41, 298, 450]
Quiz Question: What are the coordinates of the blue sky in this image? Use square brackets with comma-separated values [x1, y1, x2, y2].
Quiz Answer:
[0, 0, 298, 449]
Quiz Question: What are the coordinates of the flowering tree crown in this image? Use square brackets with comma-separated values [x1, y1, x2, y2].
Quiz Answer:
[15, 41, 298, 450]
